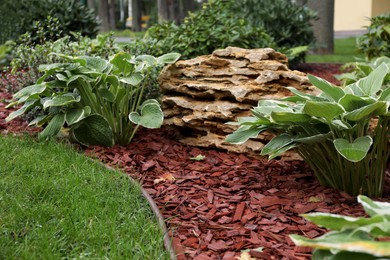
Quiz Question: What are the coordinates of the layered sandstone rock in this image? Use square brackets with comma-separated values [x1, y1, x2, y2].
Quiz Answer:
[159, 47, 316, 159]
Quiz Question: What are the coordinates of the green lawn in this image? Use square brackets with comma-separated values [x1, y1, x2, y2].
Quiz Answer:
[0, 135, 169, 260]
[306, 37, 365, 63]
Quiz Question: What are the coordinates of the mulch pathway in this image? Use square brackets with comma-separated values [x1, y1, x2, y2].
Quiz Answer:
[1, 63, 389, 260]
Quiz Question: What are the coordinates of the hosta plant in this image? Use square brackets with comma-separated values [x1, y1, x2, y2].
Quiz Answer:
[290, 195, 390, 259]
[226, 63, 390, 196]
[6, 52, 180, 146]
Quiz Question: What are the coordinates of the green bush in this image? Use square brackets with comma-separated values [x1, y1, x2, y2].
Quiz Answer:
[0, 0, 99, 44]
[6, 52, 180, 146]
[291, 195, 390, 259]
[226, 64, 390, 197]
[357, 12, 390, 60]
[137, 0, 274, 59]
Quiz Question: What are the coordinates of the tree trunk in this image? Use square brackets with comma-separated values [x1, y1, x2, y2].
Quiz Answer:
[132, 0, 142, 31]
[306, 0, 334, 54]
[99, 0, 110, 31]
[108, 0, 116, 29]
[158, 0, 169, 23]
[87, 0, 96, 11]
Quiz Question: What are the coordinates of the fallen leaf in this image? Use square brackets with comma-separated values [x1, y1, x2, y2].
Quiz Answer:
[236, 251, 255, 260]
[190, 154, 206, 161]
[154, 172, 175, 184]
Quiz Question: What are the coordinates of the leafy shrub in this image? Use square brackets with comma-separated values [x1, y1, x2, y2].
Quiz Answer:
[0, 0, 98, 44]
[137, 0, 274, 59]
[6, 52, 180, 146]
[291, 195, 390, 259]
[226, 64, 390, 197]
[357, 13, 390, 60]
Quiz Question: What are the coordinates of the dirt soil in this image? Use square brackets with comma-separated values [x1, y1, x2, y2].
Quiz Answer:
[1, 63, 389, 260]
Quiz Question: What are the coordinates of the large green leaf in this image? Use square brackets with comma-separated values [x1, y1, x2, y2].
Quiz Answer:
[5, 99, 39, 122]
[120, 72, 144, 86]
[261, 134, 294, 157]
[290, 230, 390, 257]
[157, 53, 181, 64]
[135, 55, 157, 66]
[338, 94, 375, 112]
[286, 86, 328, 102]
[301, 212, 385, 231]
[76, 56, 109, 72]
[225, 125, 266, 144]
[345, 63, 388, 97]
[333, 136, 373, 162]
[358, 195, 390, 217]
[271, 111, 311, 124]
[65, 107, 90, 125]
[344, 102, 388, 121]
[308, 74, 345, 102]
[13, 83, 47, 100]
[379, 87, 390, 102]
[43, 94, 80, 109]
[71, 114, 114, 146]
[110, 52, 133, 74]
[293, 133, 330, 144]
[38, 113, 66, 140]
[313, 250, 382, 260]
[303, 101, 344, 122]
[128, 100, 164, 129]
[97, 88, 115, 102]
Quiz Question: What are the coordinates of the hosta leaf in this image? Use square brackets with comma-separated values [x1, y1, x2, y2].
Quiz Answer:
[225, 125, 266, 144]
[379, 87, 390, 101]
[76, 56, 109, 72]
[313, 250, 382, 260]
[38, 113, 66, 140]
[352, 222, 390, 238]
[308, 74, 345, 101]
[120, 72, 144, 86]
[135, 55, 157, 66]
[97, 88, 115, 102]
[261, 134, 293, 156]
[346, 63, 388, 97]
[157, 53, 181, 64]
[67, 75, 93, 86]
[358, 195, 390, 217]
[71, 114, 114, 146]
[301, 212, 385, 231]
[294, 133, 330, 143]
[267, 142, 298, 160]
[5, 99, 39, 122]
[43, 94, 80, 109]
[13, 83, 47, 99]
[339, 94, 375, 112]
[344, 102, 388, 121]
[129, 101, 163, 129]
[303, 101, 344, 122]
[290, 231, 390, 257]
[333, 136, 373, 162]
[28, 115, 49, 127]
[110, 52, 133, 74]
[271, 111, 311, 123]
[286, 87, 328, 102]
[66, 108, 89, 125]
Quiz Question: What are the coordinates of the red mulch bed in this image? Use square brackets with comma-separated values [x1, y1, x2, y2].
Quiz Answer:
[1, 64, 389, 260]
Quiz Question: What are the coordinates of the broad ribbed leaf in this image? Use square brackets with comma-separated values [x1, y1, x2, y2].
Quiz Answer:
[120, 72, 144, 86]
[301, 212, 384, 231]
[157, 53, 180, 64]
[346, 63, 388, 97]
[67, 75, 93, 86]
[5, 99, 39, 122]
[344, 102, 387, 121]
[135, 55, 157, 66]
[71, 114, 114, 146]
[379, 87, 390, 101]
[308, 74, 345, 101]
[43, 94, 80, 109]
[129, 101, 163, 129]
[66, 108, 89, 125]
[110, 52, 133, 74]
[303, 101, 344, 122]
[339, 94, 375, 112]
[313, 250, 383, 260]
[38, 113, 66, 140]
[286, 87, 328, 101]
[290, 231, 390, 257]
[261, 134, 293, 156]
[268, 142, 298, 160]
[13, 84, 47, 99]
[333, 136, 373, 162]
[77, 56, 108, 72]
[294, 133, 330, 144]
[97, 88, 115, 102]
[358, 195, 390, 217]
[271, 111, 311, 123]
[225, 126, 266, 144]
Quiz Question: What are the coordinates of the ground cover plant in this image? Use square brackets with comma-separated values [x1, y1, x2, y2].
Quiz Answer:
[291, 195, 390, 259]
[226, 63, 390, 196]
[0, 135, 169, 259]
[6, 52, 180, 146]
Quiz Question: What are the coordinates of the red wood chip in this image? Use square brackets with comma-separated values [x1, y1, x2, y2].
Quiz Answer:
[232, 202, 246, 222]
[208, 240, 229, 251]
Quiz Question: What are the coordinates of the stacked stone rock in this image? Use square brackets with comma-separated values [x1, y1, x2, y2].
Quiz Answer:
[158, 47, 317, 159]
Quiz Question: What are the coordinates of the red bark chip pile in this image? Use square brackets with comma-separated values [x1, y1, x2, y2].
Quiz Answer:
[1, 64, 389, 259]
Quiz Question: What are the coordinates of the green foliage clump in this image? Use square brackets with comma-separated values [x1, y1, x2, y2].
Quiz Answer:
[291, 195, 390, 259]
[135, 0, 316, 62]
[6, 52, 180, 146]
[0, 0, 99, 44]
[226, 64, 390, 197]
[135, 0, 274, 59]
[357, 13, 390, 60]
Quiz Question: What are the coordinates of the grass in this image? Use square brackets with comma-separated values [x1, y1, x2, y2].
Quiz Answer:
[111, 29, 146, 38]
[0, 135, 170, 260]
[306, 37, 365, 63]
